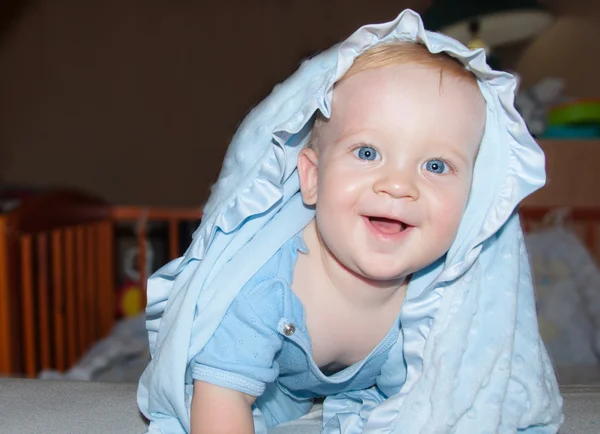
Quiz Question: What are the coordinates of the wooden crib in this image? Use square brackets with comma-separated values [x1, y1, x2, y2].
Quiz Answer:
[0, 190, 202, 378]
[1, 190, 599, 379]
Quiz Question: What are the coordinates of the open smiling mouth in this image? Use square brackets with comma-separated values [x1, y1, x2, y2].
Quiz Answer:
[366, 216, 409, 235]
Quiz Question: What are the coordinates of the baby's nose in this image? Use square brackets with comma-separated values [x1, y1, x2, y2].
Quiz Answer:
[373, 171, 419, 200]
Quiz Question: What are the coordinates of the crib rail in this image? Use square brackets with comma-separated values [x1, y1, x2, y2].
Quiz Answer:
[110, 206, 203, 307]
[0, 192, 202, 378]
[0, 216, 12, 374]
[16, 222, 114, 377]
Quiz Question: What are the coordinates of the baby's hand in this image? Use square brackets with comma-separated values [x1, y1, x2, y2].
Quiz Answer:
[191, 380, 256, 434]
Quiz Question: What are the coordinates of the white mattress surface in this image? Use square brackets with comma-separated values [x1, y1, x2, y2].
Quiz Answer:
[0, 379, 598, 433]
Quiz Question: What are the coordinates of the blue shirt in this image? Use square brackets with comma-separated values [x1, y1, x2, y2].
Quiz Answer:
[193, 232, 403, 400]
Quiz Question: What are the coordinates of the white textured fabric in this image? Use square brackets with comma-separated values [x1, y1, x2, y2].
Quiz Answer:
[137, 9, 563, 433]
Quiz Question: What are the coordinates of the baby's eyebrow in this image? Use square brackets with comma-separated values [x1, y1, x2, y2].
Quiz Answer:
[333, 129, 367, 146]
[441, 146, 474, 165]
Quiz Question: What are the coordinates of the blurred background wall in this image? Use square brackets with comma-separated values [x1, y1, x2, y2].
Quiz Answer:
[0, 0, 598, 206]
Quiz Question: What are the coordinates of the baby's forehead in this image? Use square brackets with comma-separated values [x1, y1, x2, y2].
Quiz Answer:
[336, 61, 481, 97]
[313, 64, 485, 153]
[330, 64, 485, 120]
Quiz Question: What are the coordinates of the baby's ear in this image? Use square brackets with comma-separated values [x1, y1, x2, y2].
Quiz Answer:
[298, 147, 319, 206]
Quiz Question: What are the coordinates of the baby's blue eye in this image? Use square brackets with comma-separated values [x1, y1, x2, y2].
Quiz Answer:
[424, 159, 448, 174]
[354, 146, 380, 161]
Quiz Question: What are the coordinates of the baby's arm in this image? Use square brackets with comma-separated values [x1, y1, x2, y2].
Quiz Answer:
[189, 280, 285, 433]
[191, 380, 256, 434]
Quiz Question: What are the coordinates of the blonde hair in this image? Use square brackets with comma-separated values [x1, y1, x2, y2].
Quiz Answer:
[307, 42, 478, 150]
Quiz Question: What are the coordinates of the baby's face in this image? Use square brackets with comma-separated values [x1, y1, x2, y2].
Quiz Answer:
[299, 62, 486, 281]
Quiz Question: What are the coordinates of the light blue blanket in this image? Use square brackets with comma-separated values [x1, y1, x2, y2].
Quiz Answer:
[137, 9, 564, 433]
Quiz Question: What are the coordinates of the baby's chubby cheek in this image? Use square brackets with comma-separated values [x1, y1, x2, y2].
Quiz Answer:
[427, 198, 468, 244]
[316, 175, 364, 211]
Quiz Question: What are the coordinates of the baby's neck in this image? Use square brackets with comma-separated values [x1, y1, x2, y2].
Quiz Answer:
[299, 220, 407, 311]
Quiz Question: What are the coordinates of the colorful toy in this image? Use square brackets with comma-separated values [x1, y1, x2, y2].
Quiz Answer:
[117, 243, 154, 318]
[544, 99, 600, 139]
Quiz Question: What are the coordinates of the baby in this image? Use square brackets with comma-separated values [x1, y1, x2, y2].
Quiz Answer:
[138, 10, 563, 434]
[191, 42, 485, 433]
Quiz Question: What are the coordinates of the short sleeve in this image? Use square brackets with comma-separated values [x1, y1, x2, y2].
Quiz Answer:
[192, 280, 285, 397]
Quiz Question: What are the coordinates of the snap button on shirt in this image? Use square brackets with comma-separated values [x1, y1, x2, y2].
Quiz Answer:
[283, 323, 296, 336]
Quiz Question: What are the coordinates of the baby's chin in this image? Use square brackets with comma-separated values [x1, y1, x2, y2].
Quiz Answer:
[352, 263, 412, 286]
